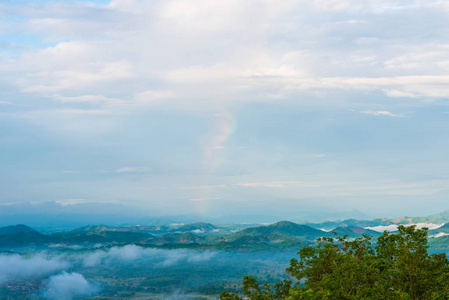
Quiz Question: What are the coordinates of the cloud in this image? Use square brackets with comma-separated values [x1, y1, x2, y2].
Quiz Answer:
[81, 245, 217, 268]
[0, 253, 69, 283]
[365, 222, 445, 232]
[189, 197, 220, 202]
[359, 110, 405, 117]
[1, 0, 449, 111]
[42, 272, 99, 300]
[158, 249, 217, 267]
[115, 167, 149, 173]
[55, 199, 89, 206]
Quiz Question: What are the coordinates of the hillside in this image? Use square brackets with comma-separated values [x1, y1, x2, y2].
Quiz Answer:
[150, 232, 207, 244]
[239, 221, 330, 241]
[331, 226, 381, 238]
[70, 224, 120, 233]
[0, 231, 48, 247]
[171, 222, 218, 233]
[0, 224, 39, 235]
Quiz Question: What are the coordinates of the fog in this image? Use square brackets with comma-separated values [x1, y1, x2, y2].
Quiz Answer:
[0, 245, 292, 299]
[0, 245, 220, 298]
[0, 253, 69, 283]
[81, 244, 217, 267]
[42, 272, 99, 300]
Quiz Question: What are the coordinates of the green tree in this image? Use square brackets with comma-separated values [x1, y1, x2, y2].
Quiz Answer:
[220, 225, 449, 300]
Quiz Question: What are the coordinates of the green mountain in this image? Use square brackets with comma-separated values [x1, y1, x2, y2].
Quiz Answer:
[172, 222, 218, 232]
[151, 232, 207, 244]
[69, 224, 121, 233]
[238, 221, 329, 241]
[0, 224, 39, 235]
[331, 226, 381, 238]
[429, 223, 449, 234]
[412, 210, 449, 224]
[51, 231, 153, 244]
[0, 231, 48, 247]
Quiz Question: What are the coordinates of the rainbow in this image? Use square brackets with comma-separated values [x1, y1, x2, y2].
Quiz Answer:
[191, 110, 236, 214]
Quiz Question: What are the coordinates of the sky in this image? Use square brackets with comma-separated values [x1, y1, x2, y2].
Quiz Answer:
[1, 0, 449, 221]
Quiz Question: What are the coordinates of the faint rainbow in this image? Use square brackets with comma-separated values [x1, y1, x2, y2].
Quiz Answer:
[191, 110, 236, 215]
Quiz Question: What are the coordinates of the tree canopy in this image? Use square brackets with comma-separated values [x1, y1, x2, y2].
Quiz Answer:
[220, 225, 449, 300]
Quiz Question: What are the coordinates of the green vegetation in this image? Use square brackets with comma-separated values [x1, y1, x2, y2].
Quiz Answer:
[220, 226, 449, 300]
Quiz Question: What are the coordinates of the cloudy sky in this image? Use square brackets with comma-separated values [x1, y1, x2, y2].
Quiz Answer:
[1, 0, 449, 219]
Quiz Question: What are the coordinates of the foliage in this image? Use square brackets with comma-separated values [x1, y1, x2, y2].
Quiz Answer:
[220, 225, 449, 300]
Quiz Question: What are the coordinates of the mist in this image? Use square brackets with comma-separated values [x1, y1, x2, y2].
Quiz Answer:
[81, 244, 217, 267]
[42, 272, 99, 300]
[0, 253, 69, 283]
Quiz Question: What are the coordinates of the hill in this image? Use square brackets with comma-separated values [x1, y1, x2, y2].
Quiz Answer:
[150, 232, 207, 244]
[69, 224, 121, 233]
[0, 224, 39, 235]
[0, 231, 48, 247]
[172, 222, 218, 233]
[331, 226, 381, 238]
[238, 221, 329, 241]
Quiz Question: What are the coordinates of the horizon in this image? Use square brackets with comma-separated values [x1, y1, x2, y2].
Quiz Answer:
[2, 0, 449, 220]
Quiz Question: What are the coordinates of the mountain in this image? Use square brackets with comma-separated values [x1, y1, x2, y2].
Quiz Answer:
[411, 210, 449, 224]
[171, 222, 218, 233]
[69, 224, 121, 233]
[238, 221, 330, 241]
[0, 225, 47, 247]
[50, 231, 153, 244]
[150, 232, 207, 244]
[0, 224, 39, 235]
[429, 223, 449, 234]
[306, 218, 414, 231]
[331, 227, 381, 238]
[0, 231, 48, 247]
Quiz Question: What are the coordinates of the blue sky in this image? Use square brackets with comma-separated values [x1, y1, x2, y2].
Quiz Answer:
[1, 0, 449, 220]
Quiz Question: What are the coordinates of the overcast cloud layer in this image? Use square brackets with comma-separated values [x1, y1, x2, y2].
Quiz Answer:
[1, 0, 449, 219]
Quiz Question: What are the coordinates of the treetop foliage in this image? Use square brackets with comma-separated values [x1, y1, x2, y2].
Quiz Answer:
[220, 225, 449, 300]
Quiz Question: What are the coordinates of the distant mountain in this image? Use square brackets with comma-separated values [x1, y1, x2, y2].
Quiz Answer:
[0, 231, 48, 247]
[305, 210, 449, 232]
[0, 224, 154, 247]
[429, 223, 449, 234]
[70, 224, 120, 233]
[307, 218, 414, 231]
[331, 227, 381, 238]
[50, 231, 153, 244]
[411, 210, 449, 224]
[291, 210, 372, 223]
[238, 221, 330, 241]
[151, 232, 207, 244]
[0, 224, 39, 235]
[0, 225, 47, 247]
[171, 222, 218, 233]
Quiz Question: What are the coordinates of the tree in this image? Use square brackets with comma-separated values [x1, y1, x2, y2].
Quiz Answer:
[220, 225, 449, 300]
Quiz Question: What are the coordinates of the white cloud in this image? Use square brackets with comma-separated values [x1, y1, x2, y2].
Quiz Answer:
[189, 197, 220, 202]
[81, 245, 217, 268]
[43, 272, 99, 300]
[359, 110, 405, 117]
[1, 0, 448, 112]
[0, 254, 69, 284]
[366, 222, 444, 232]
[115, 167, 149, 173]
[55, 199, 89, 206]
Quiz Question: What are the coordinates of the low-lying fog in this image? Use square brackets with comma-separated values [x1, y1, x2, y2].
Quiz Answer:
[0, 245, 294, 299]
